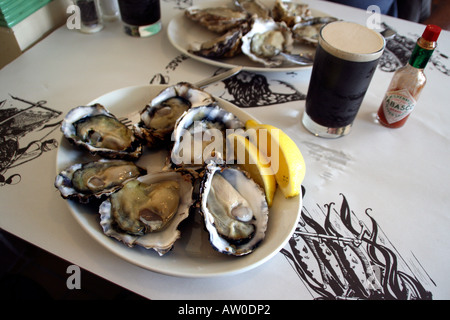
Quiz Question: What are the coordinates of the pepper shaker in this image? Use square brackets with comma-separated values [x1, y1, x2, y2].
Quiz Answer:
[74, 0, 104, 33]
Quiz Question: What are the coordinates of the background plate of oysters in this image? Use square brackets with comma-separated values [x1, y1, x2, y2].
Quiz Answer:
[168, 0, 334, 72]
[56, 84, 302, 278]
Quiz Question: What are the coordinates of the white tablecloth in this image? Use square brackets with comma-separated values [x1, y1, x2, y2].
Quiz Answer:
[1, 0, 449, 300]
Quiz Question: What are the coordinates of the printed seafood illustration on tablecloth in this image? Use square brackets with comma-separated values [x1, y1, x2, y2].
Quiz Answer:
[219, 71, 306, 107]
[0, 96, 62, 186]
[281, 190, 435, 300]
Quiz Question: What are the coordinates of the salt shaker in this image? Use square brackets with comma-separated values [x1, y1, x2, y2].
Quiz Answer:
[99, 0, 120, 21]
[75, 0, 104, 33]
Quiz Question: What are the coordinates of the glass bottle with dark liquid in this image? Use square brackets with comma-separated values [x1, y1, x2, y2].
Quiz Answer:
[377, 25, 441, 128]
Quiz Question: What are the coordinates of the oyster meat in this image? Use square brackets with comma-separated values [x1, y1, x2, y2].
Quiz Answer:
[272, 0, 312, 27]
[241, 18, 294, 67]
[61, 104, 143, 160]
[134, 82, 215, 147]
[99, 171, 194, 256]
[55, 159, 146, 203]
[199, 161, 269, 256]
[185, 6, 249, 33]
[170, 104, 244, 171]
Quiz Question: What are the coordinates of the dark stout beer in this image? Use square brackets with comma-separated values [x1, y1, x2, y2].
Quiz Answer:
[118, 0, 160, 26]
[118, 0, 161, 37]
[305, 45, 380, 128]
[303, 21, 385, 138]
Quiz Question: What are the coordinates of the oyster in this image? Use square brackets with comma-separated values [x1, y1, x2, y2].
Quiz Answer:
[55, 159, 146, 203]
[189, 25, 248, 59]
[292, 17, 338, 45]
[134, 83, 215, 147]
[185, 6, 249, 33]
[61, 104, 143, 160]
[272, 0, 312, 27]
[235, 0, 271, 19]
[241, 18, 294, 67]
[199, 161, 269, 256]
[170, 104, 244, 172]
[99, 171, 194, 256]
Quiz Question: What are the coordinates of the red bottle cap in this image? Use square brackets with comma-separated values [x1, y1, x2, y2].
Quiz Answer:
[422, 24, 442, 42]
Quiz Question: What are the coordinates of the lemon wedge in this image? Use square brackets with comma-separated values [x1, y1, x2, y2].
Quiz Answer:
[245, 119, 305, 198]
[227, 133, 277, 207]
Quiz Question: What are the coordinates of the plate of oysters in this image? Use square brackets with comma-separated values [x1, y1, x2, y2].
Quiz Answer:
[168, 0, 336, 72]
[55, 82, 303, 277]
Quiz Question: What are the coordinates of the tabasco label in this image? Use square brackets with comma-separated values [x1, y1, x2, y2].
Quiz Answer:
[381, 89, 417, 124]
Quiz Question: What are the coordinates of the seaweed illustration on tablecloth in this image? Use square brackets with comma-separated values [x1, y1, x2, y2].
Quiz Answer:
[281, 192, 434, 300]
[0, 96, 62, 186]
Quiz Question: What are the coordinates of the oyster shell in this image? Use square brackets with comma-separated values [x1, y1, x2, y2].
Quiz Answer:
[55, 159, 146, 204]
[189, 25, 248, 59]
[61, 104, 143, 160]
[292, 17, 338, 45]
[185, 6, 250, 33]
[170, 104, 244, 172]
[272, 0, 312, 27]
[241, 18, 294, 67]
[134, 83, 215, 147]
[199, 161, 269, 256]
[99, 171, 194, 256]
[235, 0, 271, 19]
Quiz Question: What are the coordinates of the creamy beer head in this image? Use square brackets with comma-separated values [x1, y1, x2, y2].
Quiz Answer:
[320, 21, 385, 62]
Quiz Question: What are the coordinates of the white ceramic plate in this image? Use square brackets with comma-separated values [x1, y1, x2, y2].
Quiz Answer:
[168, 0, 327, 72]
[56, 85, 302, 278]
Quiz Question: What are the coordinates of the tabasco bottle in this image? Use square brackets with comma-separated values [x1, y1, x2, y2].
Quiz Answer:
[377, 24, 442, 128]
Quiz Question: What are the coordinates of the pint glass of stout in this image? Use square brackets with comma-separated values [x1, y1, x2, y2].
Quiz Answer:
[302, 21, 385, 138]
[118, 0, 161, 37]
